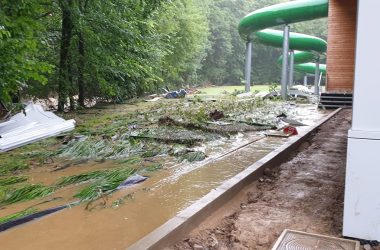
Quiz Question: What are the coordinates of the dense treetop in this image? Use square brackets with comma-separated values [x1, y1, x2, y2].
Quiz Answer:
[0, 0, 327, 109]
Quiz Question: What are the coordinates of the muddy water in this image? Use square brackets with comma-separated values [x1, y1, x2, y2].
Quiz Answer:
[0, 105, 328, 250]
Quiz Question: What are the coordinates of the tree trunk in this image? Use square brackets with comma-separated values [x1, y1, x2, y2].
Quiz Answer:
[57, 0, 74, 112]
[77, 32, 85, 107]
[68, 52, 75, 111]
[77, 0, 89, 108]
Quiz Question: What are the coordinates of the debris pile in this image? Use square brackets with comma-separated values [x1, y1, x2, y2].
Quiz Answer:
[0, 95, 316, 229]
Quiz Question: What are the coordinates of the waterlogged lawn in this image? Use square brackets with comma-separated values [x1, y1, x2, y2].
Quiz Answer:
[196, 85, 276, 95]
[0, 95, 293, 224]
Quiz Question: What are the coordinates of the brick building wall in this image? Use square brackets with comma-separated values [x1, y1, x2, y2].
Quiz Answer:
[326, 0, 357, 92]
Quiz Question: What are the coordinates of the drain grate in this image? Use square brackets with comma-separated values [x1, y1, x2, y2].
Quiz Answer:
[272, 230, 359, 250]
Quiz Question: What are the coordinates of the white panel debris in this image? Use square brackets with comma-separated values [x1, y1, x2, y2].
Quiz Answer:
[0, 103, 75, 152]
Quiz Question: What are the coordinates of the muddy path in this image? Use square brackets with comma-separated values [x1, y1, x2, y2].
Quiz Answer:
[173, 109, 378, 250]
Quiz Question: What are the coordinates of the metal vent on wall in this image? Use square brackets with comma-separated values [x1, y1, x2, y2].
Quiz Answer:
[272, 230, 359, 250]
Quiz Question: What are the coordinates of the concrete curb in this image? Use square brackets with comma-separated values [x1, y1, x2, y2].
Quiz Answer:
[128, 108, 343, 250]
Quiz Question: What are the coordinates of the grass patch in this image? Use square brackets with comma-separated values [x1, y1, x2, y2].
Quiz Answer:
[0, 208, 38, 224]
[1, 184, 54, 205]
[19, 138, 58, 151]
[20, 150, 55, 165]
[0, 159, 29, 176]
[0, 176, 28, 186]
[196, 85, 271, 95]
[74, 113, 132, 137]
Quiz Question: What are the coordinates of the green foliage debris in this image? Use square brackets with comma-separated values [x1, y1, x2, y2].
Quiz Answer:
[143, 163, 163, 172]
[0, 208, 38, 225]
[0, 176, 28, 186]
[73, 168, 136, 201]
[57, 139, 143, 160]
[1, 184, 54, 205]
[56, 170, 107, 187]
[180, 151, 207, 162]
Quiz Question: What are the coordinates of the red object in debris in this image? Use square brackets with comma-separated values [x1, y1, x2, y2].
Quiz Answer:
[283, 126, 298, 136]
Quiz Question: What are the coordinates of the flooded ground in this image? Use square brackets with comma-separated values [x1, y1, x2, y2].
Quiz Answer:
[0, 96, 329, 249]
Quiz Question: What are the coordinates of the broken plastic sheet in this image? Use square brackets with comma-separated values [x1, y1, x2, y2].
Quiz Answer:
[0, 103, 75, 152]
[164, 89, 187, 99]
[116, 174, 148, 190]
[0, 201, 80, 232]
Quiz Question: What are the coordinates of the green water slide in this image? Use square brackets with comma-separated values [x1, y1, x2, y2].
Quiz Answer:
[256, 29, 327, 74]
[238, 0, 329, 96]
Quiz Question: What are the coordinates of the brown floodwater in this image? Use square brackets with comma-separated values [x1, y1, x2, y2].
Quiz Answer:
[0, 105, 328, 250]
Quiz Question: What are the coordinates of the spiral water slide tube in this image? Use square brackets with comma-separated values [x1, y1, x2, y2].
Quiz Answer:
[238, 0, 328, 98]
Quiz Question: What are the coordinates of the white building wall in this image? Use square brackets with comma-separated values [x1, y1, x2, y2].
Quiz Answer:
[343, 0, 380, 241]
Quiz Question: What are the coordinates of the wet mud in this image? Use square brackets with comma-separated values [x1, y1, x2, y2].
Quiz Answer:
[173, 109, 378, 250]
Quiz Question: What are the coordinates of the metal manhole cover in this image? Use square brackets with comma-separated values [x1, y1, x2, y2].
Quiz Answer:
[272, 230, 359, 250]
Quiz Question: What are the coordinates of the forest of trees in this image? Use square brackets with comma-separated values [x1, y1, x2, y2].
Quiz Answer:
[0, 0, 327, 110]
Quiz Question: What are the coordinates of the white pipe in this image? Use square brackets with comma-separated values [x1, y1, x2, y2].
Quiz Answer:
[281, 25, 290, 100]
[244, 41, 252, 93]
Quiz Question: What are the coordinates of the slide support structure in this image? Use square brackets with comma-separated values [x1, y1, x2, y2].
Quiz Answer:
[239, 0, 328, 97]
[314, 57, 320, 95]
[281, 24, 290, 100]
[245, 41, 252, 93]
[289, 50, 295, 86]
